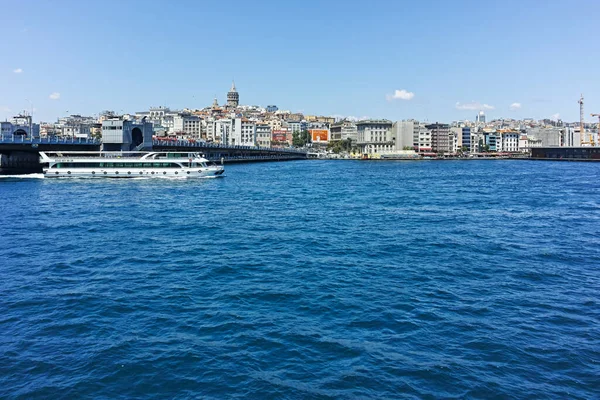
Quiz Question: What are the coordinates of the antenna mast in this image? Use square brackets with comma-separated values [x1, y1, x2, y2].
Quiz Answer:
[579, 94, 585, 145]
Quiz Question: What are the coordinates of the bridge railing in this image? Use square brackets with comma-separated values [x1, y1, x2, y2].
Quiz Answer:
[151, 139, 307, 154]
[0, 134, 100, 145]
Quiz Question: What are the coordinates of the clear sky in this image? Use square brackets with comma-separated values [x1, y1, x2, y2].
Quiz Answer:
[1, 0, 598, 123]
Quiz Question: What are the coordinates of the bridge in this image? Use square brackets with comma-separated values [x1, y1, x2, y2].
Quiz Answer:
[0, 134, 307, 174]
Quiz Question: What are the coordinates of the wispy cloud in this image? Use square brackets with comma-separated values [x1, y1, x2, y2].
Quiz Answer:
[13, 68, 23, 74]
[49, 92, 61, 100]
[551, 113, 560, 120]
[509, 102, 521, 110]
[455, 101, 495, 111]
[386, 89, 415, 101]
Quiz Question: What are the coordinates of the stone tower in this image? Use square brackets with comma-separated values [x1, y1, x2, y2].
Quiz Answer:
[227, 81, 239, 108]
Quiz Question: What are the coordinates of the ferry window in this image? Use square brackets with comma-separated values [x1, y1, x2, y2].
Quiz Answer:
[143, 163, 153, 168]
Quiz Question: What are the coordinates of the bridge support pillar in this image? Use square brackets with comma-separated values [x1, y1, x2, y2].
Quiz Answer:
[0, 152, 42, 174]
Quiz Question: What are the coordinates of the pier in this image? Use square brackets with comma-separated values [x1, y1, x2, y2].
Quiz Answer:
[0, 135, 307, 174]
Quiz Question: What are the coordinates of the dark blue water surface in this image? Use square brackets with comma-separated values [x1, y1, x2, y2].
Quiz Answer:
[1, 160, 599, 399]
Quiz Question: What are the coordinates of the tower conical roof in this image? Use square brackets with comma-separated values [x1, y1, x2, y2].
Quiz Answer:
[230, 81, 237, 92]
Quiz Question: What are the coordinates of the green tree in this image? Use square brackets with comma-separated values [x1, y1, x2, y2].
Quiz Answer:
[293, 130, 311, 147]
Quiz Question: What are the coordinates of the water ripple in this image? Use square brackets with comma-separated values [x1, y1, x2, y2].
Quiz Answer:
[1, 160, 599, 399]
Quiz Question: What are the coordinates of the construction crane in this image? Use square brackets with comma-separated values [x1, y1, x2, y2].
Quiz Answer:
[591, 113, 600, 146]
[579, 94, 585, 145]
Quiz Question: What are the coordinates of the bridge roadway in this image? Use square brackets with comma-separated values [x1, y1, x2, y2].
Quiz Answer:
[0, 135, 307, 174]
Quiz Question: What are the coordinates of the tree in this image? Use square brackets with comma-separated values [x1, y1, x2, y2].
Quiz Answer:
[327, 138, 354, 154]
[293, 130, 311, 147]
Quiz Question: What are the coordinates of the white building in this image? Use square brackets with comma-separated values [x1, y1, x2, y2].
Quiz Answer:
[231, 118, 256, 146]
[136, 106, 178, 133]
[356, 119, 394, 154]
[499, 131, 519, 152]
[213, 119, 232, 144]
[564, 127, 582, 147]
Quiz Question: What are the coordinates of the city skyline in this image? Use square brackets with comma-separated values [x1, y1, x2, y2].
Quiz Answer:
[1, 0, 598, 122]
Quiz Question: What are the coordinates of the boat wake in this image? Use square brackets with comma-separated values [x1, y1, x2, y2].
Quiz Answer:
[0, 173, 45, 180]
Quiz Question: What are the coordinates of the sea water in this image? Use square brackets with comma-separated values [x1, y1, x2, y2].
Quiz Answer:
[1, 160, 599, 398]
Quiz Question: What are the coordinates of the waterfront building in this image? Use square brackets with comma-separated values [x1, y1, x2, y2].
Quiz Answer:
[227, 82, 239, 108]
[462, 127, 471, 152]
[330, 120, 357, 143]
[356, 119, 394, 154]
[450, 130, 459, 154]
[235, 118, 256, 146]
[499, 130, 519, 152]
[1, 115, 40, 138]
[266, 105, 278, 113]
[526, 127, 563, 147]
[391, 120, 433, 153]
[425, 123, 451, 154]
[518, 135, 530, 152]
[172, 114, 203, 138]
[415, 123, 432, 152]
[256, 124, 272, 147]
[213, 118, 232, 144]
[392, 121, 416, 150]
[486, 132, 499, 152]
[450, 127, 463, 153]
[341, 122, 358, 143]
[563, 127, 582, 147]
[330, 123, 342, 142]
[101, 118, 153, 151]
[1, 121, 13, 135]
[329, 120, 357, 143]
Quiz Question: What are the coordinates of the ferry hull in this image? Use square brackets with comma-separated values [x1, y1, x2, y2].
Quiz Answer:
[43, 167, 224, 178]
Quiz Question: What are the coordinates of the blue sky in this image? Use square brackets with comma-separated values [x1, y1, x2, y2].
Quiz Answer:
[1, 0, 598, 123]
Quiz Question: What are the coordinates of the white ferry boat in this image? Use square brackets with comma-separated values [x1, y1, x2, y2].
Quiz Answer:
[39, 151, 225, 178]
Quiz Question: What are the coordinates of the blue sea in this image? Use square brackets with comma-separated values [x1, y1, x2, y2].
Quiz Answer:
[1, 160, 599, 399]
